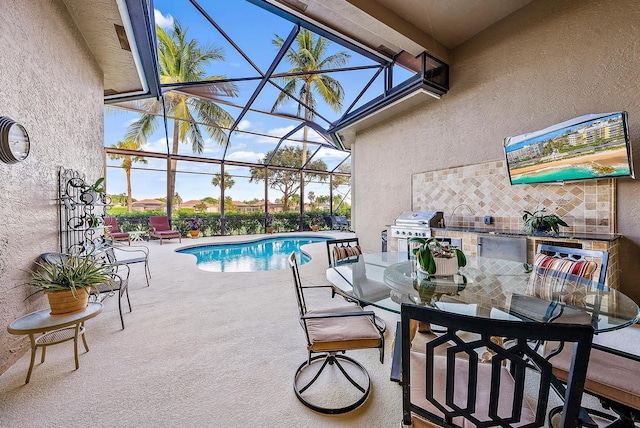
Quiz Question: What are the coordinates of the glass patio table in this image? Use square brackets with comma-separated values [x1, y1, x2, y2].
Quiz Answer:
[326, 252, 640, 334]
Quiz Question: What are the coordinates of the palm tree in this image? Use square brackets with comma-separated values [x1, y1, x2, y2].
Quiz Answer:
[126, 19, 238, 212]
[271, 29, 350, 162]
[174, 192, 183, 210]
[211, 171, 235, 191]
[271, 30, 349, 213]
[108, 140, 147, 213]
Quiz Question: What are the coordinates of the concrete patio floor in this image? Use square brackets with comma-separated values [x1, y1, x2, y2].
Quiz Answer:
[0, 231, 404, 427]
[0, 231, 612, 427]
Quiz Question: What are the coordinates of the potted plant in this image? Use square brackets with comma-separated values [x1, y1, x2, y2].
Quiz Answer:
[265, 213, 274, 234]
[311, 213, 323, 231]
[86, 213, 102, 228]
[189, 216, 203, 238]
[80, 177, 104, 204]
[24, 253, 112, 316]
[522, 208, 568, 234]
[409, 237, 467, 279]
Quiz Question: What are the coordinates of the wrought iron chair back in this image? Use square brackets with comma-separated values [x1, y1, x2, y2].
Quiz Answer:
[398, 303, 594, 427]
[326, 237, 361, 266]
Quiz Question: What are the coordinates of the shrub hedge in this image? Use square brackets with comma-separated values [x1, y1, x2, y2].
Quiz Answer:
[106, 210, 335, 238]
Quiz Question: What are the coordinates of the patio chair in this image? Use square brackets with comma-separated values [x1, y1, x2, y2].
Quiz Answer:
[326, 238, 386, 332]
[517, 244, 609, 325]
[394, 302, 594, 428]
[149, 216, 181, 245]
[104, 216, 130, 245]
[40, 252, 131, 330]
[534, 244, 609, 286]
[546, 323, 640, 427]
[288, 251, 384, 414]
[329, 215, 350, 231]
[326, 237, 362, 265]
[103, 243, 151, 287]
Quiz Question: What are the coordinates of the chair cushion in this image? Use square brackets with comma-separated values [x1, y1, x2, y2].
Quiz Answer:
[152, 230, 180, 237]
[547, 327, 640, 411]
[110, 232, 130, 240]
[526, 253, 597, 305]
[305, 305, 381, 352]
[333, 245, 362, 262]
[409, 352, 536, 427]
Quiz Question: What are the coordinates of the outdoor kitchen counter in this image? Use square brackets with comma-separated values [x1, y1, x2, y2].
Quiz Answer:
[432, 227, 621, 242]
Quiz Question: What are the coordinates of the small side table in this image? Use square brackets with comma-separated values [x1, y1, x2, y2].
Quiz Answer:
[7, 302, 103, 383]
[129, 231, 146, 242]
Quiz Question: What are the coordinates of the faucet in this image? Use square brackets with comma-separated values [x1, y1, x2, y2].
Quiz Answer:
[447, 203, 476, 228]
[438, 204, 476, 247]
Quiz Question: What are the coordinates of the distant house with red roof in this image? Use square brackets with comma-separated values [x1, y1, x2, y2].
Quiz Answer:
[182, 199, 220, 213]
[132, 199, 166, 212]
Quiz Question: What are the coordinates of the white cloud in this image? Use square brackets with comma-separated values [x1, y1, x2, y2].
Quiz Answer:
[238, 119, 252, 131]
[226, 151, 263, 163]
[142, 137, 169, 153]
[154, 9, 174, 29]
[268, 125, 296, 136]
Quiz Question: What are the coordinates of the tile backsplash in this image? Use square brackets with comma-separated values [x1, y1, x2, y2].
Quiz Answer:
[412, 160, 615, 235]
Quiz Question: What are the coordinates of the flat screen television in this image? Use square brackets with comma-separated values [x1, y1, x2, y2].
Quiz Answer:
[504, 112, 634, 185]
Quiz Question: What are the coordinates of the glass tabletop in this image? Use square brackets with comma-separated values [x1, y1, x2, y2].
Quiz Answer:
[326, 252, 640, 333]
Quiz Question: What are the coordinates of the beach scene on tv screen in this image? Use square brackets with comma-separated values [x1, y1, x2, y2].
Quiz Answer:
[505, 113, 631, 184]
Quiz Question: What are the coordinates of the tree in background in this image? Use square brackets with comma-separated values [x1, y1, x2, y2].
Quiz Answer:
[315, 195, 330, 207]
[250, 146, 327, 211]
[194, 201, 208, 213]
[107, 140, 147, 213]
[224, 196, 239, 212]
[126, 19, 237, 212]
[211, 172, 235, 191]
[173, 192, 183, 210]
[307, 191, 316, 209]
[271, 29, 349, 201]
[202, 196, 219, 205]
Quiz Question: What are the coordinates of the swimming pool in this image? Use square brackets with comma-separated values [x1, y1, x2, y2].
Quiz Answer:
[177, 235, 331, 272]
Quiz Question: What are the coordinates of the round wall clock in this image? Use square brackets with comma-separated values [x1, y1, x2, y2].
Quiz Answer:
[0, 116, 30, 164]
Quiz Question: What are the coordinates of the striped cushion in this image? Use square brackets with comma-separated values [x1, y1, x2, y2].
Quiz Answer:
[526, 253, 597, 305]
[333, 244, 362, 262]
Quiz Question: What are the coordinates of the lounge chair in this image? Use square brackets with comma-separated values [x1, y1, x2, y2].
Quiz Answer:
[105, 216, 130, 245]
[330, 215, 350, 231]
[149, 216, 181, 245]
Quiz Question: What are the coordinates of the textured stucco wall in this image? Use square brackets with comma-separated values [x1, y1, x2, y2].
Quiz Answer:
[353, 0, 640, 301]
[0, 0, 103, 374]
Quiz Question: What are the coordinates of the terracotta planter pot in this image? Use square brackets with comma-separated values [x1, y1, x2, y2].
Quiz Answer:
[45, 289, 89, 316]
[190, 230, 199, 238]
[311, 225, 319, 232]
[266, 227, 273, 234]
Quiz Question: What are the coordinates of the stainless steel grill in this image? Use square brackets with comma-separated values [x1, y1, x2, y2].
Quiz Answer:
[388, 210, 469, 254]
[390, 211, 444, 239]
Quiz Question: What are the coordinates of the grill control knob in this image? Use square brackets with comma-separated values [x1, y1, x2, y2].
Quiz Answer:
[401, 231, 406, 235]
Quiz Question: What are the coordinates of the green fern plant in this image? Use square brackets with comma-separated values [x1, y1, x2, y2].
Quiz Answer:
[24, 253, 112, 299]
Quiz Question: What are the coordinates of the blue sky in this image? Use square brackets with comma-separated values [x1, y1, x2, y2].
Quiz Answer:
[104, 0, 411, 203]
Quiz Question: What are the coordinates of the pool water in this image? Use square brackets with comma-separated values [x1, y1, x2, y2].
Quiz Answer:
[177, 235, 331, 272]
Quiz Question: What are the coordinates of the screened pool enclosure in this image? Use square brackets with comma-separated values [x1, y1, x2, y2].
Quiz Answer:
[103, 0, 448, 235]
